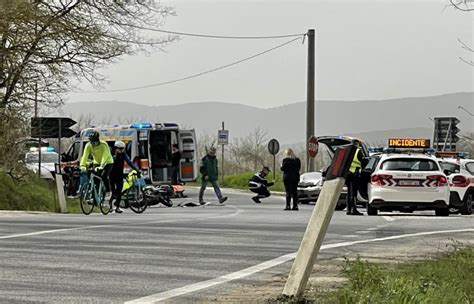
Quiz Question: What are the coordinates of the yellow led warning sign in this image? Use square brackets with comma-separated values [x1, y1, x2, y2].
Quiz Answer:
[388, 138, 430, 148]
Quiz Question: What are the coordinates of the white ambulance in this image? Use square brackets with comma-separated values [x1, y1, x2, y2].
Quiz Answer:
[61, 122, 198, 184]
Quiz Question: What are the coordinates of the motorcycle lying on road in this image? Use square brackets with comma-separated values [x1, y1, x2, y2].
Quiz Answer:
[118, 170, 174, 212]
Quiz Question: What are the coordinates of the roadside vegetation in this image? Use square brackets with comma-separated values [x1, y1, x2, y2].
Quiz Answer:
[311, 246, 474, 304]
[0, 172, 83, 213]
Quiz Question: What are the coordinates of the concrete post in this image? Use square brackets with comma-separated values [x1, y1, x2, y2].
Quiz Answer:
[282, 177, 345, 298]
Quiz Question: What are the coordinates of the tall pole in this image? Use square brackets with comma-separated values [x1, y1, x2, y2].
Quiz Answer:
[58, 118, 62, 167]
[35, 83, 42, 178]
[306, 29, 315, 172]
[221, 121, 225, 185]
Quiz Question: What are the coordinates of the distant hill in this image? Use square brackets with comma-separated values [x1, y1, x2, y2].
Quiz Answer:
[60, 92, 473, 144]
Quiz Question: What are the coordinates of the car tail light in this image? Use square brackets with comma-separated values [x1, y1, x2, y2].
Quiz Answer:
[427, 175, 448, 187]
[371, 174, 392, 186]
[452, 176, 469, 187]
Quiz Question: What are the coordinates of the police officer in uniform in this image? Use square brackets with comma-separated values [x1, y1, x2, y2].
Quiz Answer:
[346, 139, 364, 215]
[248, 166, 274, 203]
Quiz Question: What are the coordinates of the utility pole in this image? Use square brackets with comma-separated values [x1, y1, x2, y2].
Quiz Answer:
[306, 29, 315, 172]
[221, 121, 225, 185]
[35, 83, 42, 178]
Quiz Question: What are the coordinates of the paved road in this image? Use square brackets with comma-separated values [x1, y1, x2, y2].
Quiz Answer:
[0, 188, 472, 303]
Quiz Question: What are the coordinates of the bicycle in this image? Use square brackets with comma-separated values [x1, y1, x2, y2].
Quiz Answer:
[80, 168, 112, 215]
[122, 170, 148, 214]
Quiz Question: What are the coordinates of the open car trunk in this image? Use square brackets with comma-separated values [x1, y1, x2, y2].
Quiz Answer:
[317, 135, 370, 200]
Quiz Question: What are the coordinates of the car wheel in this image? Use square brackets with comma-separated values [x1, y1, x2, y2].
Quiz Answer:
[300, 200, 310, 205]
[335, 202, 346, 211]
[435, 208, 450, 217]
[367, 205, 378, 216]
[459, 192, 473, 215]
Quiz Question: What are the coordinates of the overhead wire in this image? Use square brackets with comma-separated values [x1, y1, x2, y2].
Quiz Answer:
[135, 27, 305, 40]
[78, 35, 304, 93]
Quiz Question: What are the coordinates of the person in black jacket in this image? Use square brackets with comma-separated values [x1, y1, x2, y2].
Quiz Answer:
[281, 148, 301, 211]
[110, 141, 140, 213]
[248, 166, 274, 203]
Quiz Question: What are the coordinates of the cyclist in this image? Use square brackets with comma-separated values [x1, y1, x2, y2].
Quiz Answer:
[80, 131, 114, 202]
[110, 141, 141, 213]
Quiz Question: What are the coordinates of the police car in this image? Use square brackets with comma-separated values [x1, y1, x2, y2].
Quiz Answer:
[364, 139, 450, 216]
[25, 147, 58, 179]
[437, 153, 474, 215]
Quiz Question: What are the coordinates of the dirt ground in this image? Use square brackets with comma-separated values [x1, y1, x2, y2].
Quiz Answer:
[203, 236, 473, 303]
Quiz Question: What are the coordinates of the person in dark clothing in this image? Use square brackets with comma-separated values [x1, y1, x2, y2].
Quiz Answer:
[170, 144, 181, 185]
[248, 166, 274, 204]
[281, 148, 301, 211]
[198, 147, 228, 204]
[110, 141, 140, 213]
[346, 139, 364, 215]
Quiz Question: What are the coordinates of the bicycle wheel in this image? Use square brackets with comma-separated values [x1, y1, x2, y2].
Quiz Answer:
[80, 183, 95, 215]
[98, 186, 111, 215]
[129, 184, 147, 214]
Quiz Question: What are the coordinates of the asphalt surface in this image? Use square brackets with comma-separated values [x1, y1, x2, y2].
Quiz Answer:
[0, 188, 472, 303]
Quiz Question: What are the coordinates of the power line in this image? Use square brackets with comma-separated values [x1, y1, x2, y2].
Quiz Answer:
[78, 36, 304, 94]
[139, 26, 305, 40]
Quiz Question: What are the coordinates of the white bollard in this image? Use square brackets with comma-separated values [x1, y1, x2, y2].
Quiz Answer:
[55, 174, 68, 213]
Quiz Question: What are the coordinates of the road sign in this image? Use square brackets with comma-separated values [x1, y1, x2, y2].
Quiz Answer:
[31, 117, 77, 138]
[218, 130, 229, 145]
[433, 117, 460, 152]
[267, 139, 280, 155]
[307, 136, 318, 158]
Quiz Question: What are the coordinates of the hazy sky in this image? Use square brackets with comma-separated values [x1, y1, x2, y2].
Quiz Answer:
[67, 0, 473, 108]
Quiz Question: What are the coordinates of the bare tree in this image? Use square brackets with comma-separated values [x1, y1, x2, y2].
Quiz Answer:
[458, 38, 474, 66]
[450, 0, 474, 11]
[458, 132, 474, 155]
[447, 1, 474, 65]
[197, 132, 216, 161]
[0, 1, 176, 175]
[0, 0, 176, 115]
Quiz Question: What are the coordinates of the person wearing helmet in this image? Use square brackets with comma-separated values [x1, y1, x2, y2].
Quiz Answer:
[110, 140, 140, 213]
[80, 131, 114, 201]
[248, 166, 274, 204]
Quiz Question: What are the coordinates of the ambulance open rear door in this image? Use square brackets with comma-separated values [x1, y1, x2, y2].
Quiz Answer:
[178, 129, 198, 182]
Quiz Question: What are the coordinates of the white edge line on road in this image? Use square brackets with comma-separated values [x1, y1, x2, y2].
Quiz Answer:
[125, 228, 474, 304]
[0, 206, 242, 240]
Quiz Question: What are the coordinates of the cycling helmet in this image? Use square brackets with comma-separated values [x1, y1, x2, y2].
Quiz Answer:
[88, 131, 100, 144]
[114, 140, 126, 149]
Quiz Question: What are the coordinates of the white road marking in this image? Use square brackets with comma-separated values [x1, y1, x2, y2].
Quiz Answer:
[355, 231, 371, 234]
[0, 225, 105, 239]
[382, 216, 396, 222]
[125, 228, 474, 304]
[0, 206, 242, 240]
[366, 227, 377, 231]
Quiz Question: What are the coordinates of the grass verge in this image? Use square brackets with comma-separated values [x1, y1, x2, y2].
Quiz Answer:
[310, 245, 474, 304]
[0, 172, 83, 213]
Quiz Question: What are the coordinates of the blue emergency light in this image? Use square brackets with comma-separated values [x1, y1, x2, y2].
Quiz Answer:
[131, 122, 152, 129]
